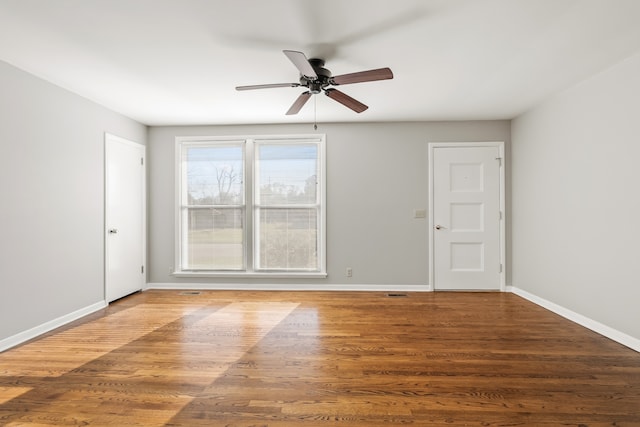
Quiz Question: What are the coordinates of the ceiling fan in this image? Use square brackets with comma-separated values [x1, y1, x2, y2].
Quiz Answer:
[235, 50, 393, 115]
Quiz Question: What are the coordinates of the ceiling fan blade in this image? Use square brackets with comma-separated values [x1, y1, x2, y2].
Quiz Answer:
[331, 67, 393, 85]
[236, 83, 300, 91]
[286, 91, 312, 115]
[324, 88, 368, 113]
[283, 50, 318, 79]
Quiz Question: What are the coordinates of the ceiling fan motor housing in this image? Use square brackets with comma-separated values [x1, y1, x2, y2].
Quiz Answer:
[303, 58, 332, 93]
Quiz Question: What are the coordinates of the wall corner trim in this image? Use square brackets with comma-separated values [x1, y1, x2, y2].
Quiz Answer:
[0, 301, 107, 353]
[507, 286, 640, 353]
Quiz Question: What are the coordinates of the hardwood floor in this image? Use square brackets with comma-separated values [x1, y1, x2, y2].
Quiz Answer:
[1, 290, 639, 426]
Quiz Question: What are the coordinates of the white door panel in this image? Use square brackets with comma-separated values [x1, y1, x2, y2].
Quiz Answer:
[430, 144, 504, 290]
[105, 134, 145, 302]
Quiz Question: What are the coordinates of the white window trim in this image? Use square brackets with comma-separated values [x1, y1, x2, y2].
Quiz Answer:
[174, 134, 327, 278]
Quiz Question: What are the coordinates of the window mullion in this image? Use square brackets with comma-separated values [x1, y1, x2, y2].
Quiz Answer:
[245, 138, 254, 272]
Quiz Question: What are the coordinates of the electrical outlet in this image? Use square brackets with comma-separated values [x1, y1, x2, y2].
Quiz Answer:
[346, 267, 353, 277]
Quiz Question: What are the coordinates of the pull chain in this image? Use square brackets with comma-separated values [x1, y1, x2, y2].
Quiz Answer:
[313, 95, 318, 130]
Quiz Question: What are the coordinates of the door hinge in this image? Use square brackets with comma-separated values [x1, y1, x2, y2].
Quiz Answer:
[141, 157, 144, 166]
[141, 265, 144, 274]
[499, 263, 503, 273]
[496, 157, 502, 167]
[499, 210, 503, 220]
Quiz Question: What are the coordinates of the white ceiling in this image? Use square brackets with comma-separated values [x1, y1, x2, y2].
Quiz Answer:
[1, 0, 640, 126]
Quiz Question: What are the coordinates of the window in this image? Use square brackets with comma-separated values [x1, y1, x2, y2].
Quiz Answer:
[176, 135, 325, 277]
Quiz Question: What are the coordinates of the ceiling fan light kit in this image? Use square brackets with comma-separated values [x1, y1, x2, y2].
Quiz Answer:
[236, 50, 393, 115]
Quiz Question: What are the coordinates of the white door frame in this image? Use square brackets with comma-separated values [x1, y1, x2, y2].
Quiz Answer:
[104, 133, 146, 302]
[428, 142, 506, 291]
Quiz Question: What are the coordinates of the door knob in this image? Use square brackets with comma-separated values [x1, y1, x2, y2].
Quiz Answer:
[108, 229, 118, 234]
[435, 225, 445, 230]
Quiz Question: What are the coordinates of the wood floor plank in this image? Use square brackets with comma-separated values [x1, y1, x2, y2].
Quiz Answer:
[0, 290, 639, 426]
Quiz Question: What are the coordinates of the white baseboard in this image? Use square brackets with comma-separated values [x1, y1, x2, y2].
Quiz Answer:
[508, 286, 640, 353]
[145, 282, 432, 292]
[0, 301, 107, 353]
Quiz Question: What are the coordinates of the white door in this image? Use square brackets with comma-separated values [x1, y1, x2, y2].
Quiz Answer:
[105, 134, 145, 302]
[430, 143, 504, 290]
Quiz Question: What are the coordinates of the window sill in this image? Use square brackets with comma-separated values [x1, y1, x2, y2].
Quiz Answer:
[172, 271, 328, 279]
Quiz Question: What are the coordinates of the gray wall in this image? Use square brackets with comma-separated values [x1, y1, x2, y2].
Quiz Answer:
[148, 121, 511, 287]
[0, 60, 146, 342]
[512, 51, 640, 340]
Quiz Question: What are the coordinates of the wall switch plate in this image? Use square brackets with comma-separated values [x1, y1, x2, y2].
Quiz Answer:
[414, 209, 427, 219]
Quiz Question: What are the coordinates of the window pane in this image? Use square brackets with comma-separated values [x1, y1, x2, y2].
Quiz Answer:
[257, 208, 318, 270]
[184, 145, 243, 205]
[185, 208, 244, 270]
[256, 144, 317, 205]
